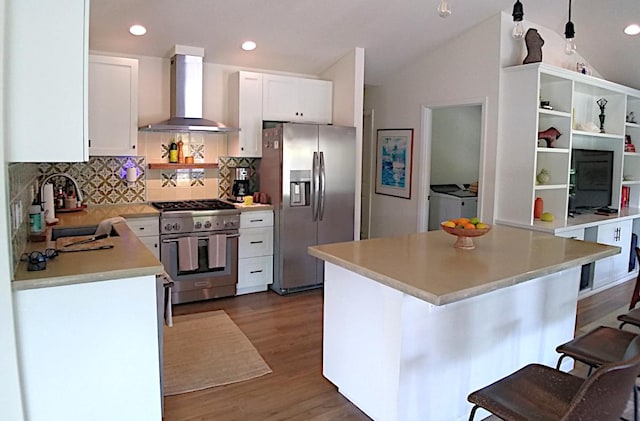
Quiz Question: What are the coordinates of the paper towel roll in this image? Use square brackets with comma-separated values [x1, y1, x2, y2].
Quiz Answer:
[126, 167, 137, 183]
[43, 183, 55, 222]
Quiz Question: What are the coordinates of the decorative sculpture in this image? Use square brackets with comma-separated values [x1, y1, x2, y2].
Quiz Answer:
[523, 28, 544, 64]
[538, 127, 561, 148]
[597, 98, 608, 133]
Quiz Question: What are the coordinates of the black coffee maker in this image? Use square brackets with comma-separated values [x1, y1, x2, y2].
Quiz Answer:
[231, 167, 250, 202]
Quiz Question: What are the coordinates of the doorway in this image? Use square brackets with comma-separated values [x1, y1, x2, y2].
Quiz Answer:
[417, 100, 486, 232]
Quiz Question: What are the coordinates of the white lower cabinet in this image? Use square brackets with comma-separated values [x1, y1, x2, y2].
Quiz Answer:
[593, 219, 632, 289]
[125, 216, 160, 259]
[238, 211, 274, 295]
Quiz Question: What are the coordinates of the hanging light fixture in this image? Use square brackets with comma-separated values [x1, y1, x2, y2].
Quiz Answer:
[511, 0, 524, 39]
[437, 0, 451, 18]
[564, 0, 577, 55]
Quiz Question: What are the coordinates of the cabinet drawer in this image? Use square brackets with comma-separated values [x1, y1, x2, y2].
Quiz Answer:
[238, 256, 273, 289]
[239, 227, 273, 258]
[240, 211, 273, 229]
[138, 236, 159, 260]
[125, 217, 159, 237]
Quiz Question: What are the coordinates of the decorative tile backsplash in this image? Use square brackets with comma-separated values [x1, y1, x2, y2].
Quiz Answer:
[38, 156, 146, 205]
[218, 157, 261, 199]
[8, 163, 40, 271]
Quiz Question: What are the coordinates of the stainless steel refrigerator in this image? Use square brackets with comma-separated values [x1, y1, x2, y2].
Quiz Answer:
[260, 123, 356, 294]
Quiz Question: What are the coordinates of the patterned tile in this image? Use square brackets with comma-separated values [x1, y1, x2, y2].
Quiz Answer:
[162, 171, 177, 187]
[38, 156, 146, 205]
[218, 156, 261, 199]
[190, 144, 205, 160]
[191, 169, 205, 187]
[8, 163, 39, 271]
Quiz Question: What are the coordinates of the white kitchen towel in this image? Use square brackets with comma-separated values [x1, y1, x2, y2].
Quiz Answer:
[94, 216, 126, 237]
[208, 234, 227, 269]
[178, 237, 199, 271]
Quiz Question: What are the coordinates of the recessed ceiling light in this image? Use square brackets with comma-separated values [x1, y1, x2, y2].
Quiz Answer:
[624, 24, 640, 35]
[129, 25, 147, 36]
[241, 41, 257, 51]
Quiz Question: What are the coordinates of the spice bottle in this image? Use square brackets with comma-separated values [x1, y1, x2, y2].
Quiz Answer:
[169, 140, 178, 163]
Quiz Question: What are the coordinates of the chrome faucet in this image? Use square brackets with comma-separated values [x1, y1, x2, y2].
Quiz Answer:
[39, 173, 84, 205]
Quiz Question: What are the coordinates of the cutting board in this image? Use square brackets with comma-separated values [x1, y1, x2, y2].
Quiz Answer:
[55, 235, 114, 252]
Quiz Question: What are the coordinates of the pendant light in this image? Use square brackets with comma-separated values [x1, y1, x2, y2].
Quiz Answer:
[437, 0, 451, 18]
[564, 0, 576, 55]
[512, 0, 524, 39]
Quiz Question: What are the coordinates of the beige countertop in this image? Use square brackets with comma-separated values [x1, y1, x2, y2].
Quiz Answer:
[308, 225, 619, 306]
[234, 203, 274, 211]
[13, 204, 163, 291]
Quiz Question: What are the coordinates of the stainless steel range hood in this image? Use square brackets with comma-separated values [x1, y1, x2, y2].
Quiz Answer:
[139, 53, 239, 133]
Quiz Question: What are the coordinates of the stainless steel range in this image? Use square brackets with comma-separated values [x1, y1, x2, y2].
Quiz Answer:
[152, 199, 240, 304]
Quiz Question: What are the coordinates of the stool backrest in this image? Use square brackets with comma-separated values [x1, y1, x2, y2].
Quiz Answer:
[563, 336, 640, 420]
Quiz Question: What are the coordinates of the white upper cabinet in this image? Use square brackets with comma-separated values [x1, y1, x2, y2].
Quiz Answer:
[262, 74, 332, 124]
[6, 0, 89, 162]
[88, 55, 139, 156]
[228, 71, 263, 157]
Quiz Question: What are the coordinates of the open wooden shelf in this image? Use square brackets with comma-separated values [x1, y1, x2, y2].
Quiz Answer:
[147, 163, 219, 170]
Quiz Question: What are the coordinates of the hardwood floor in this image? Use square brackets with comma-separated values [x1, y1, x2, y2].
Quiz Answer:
[164, 279, 636, 420]
[165, 289, 370, 420]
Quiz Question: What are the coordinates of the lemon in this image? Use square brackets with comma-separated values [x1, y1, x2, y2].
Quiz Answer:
[442, 221, 456, 228]
[541, 212, 555, 222]
[476, 222, 489, 229]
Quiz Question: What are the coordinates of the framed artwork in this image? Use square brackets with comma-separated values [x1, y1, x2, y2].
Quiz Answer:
[375, 128, 414, 199]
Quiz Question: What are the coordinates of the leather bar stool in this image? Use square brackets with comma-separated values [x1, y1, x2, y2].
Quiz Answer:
[555, 326, 639, 421]
[467, 336, 640, 421]
[467, 338, 640, 421]
[619, 248, 640, 330]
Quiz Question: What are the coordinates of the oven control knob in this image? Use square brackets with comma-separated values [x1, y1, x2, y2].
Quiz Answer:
[164, 223, 172, 232]
[204, 221, 212, 229]
[194, 222, 202, 229]
[172, 222, 181, 231]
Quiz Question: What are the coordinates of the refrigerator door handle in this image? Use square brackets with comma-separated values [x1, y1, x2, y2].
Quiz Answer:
[312, 151, 320, 221]
[319, 151, 326, 220]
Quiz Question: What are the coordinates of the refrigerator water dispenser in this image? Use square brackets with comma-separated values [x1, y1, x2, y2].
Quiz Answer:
[290, 170, 310, 207]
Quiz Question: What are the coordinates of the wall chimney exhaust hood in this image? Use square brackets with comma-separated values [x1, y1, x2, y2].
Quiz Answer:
[140, 47, 239, 133]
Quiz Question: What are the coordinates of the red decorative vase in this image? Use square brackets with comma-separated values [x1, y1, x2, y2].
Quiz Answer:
[534, 197, 544, 219]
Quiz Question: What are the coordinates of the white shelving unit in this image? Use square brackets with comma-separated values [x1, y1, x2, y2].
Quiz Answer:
[497, 63, 640, 294]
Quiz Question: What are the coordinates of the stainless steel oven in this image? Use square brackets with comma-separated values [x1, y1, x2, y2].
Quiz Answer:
[152, 200, 241, 304]
[161, 230, 238, 303]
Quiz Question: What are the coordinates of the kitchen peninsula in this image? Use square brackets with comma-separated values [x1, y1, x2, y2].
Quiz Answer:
[12, 204, 164, 421]
[308, 225, 618, 421]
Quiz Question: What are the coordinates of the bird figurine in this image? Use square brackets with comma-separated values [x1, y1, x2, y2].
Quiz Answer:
[537, 127, 561, 148]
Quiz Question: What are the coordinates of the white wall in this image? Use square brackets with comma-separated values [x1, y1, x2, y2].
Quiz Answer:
[320, 48, 365, 240]
[430, 105, 482, 185]
[0, 0, 26, 417]
[365, 14, 502, 238]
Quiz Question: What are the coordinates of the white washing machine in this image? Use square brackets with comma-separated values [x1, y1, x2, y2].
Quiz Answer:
[428, 184, 478, 231]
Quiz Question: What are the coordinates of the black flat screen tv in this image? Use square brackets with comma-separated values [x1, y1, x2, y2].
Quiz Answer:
[570, 148, 614, 210]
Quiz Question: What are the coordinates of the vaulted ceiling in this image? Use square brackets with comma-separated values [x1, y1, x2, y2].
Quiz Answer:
[89, 0, 640, 88]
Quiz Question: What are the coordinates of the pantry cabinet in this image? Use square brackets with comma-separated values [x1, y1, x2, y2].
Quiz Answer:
[237, 210, 274, 295]
[6, 0, 89, 162]
[88, 55, 139, 156]
[228, 71, 263, 157]
[262, 74, 333, 124]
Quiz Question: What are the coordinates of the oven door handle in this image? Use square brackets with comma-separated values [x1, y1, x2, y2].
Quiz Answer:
[162, 233, 239, 243]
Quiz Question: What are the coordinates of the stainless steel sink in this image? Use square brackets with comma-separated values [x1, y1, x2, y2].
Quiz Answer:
[50, 225, 119, 240]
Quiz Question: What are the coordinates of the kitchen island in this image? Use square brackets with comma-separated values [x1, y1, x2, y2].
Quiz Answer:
[308, 225, 619, 421]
